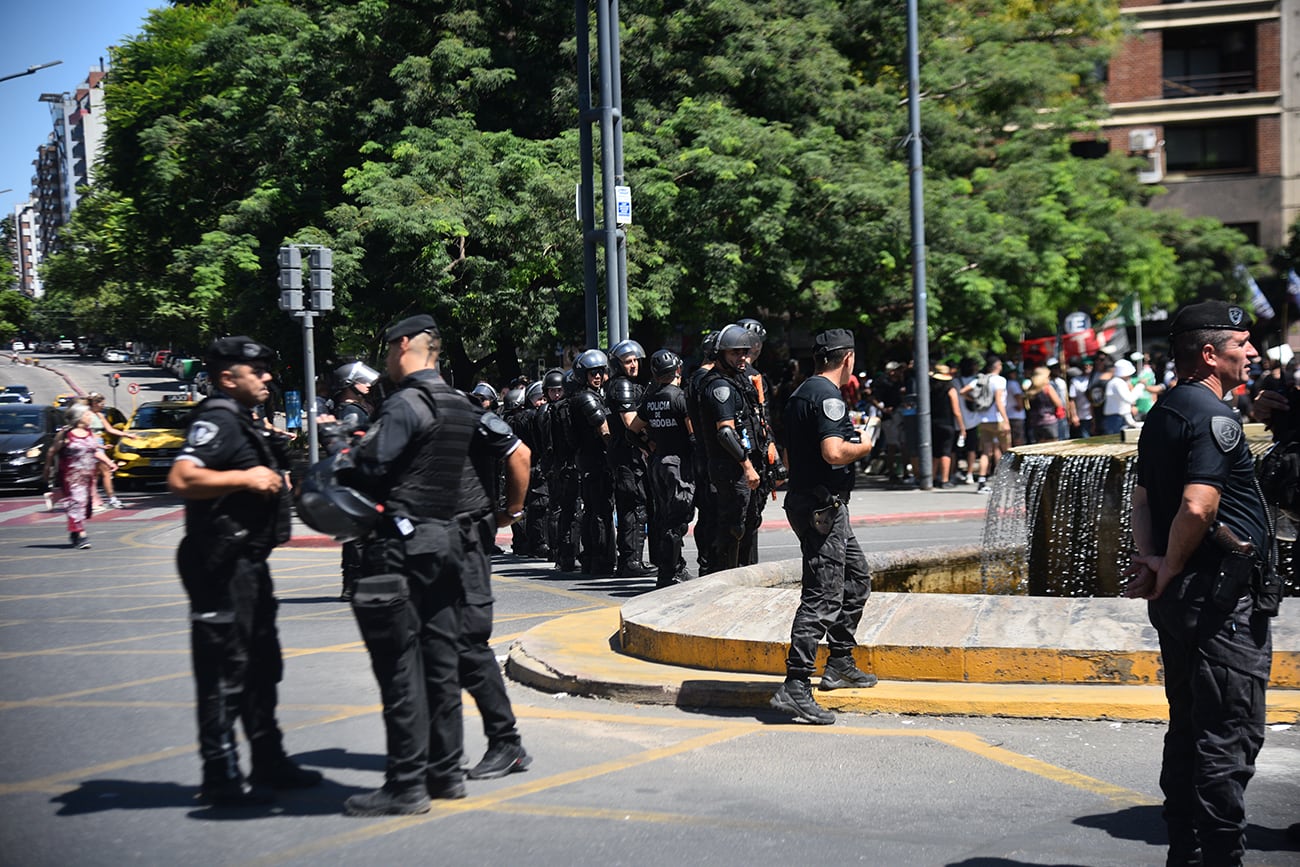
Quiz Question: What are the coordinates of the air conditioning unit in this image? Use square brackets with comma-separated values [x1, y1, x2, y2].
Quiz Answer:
[1137, 150, 1164, 184]
[1129, 128, 1158, 152]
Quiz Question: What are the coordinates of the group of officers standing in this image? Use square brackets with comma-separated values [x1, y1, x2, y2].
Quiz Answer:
[164, 301, 1289, 864]
[488, 318, 788, 589]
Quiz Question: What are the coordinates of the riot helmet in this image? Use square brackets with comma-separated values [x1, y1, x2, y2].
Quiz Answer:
[702, 331, 721, 362]
[609, 339, 646, 379]
[471, 382, 499, 410]
[650, 349, 682, 379]
[334, 361, 380, 390]
[738, 318, 767, 361]
[573, 348, 610, 383]
[543, 368, 565, 390]
[502, 385, 526, 411]
[525, 381, 544, 406]
[296, 451, 384, 542]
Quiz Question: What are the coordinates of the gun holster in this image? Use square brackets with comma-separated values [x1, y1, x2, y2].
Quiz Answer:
[1211, 551, 1252, 614]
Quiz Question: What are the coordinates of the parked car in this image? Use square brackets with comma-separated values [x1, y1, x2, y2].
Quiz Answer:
[102, 348, 131, 363]
[0, 405, 60, 491]
[151, 350, 169, 367]
[11, 341, 25, 352]
[0, 394, 24, 404]
[56, 339, 76, 352]
[111, 400, 197, 485]
[2, 385, 34, 404]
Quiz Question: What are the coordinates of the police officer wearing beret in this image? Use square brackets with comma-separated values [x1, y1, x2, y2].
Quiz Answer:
[169, 336, 322, 806]
[770, 329, 878, 726]
[1125, 300, 1276, 866]
[340, 314, 531, 816]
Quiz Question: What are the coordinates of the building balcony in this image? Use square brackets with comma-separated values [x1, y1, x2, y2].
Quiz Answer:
[1162, 70, 1257, 98]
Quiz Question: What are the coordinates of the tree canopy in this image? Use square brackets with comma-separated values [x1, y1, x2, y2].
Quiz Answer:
[36, 0, 1264, 382]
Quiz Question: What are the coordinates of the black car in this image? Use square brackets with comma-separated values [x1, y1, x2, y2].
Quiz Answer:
[0, 405, 60, 491]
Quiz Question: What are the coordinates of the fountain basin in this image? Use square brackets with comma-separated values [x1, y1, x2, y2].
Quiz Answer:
[618, 557, 1300, 687]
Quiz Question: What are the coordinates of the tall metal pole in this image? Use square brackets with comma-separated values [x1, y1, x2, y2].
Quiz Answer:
[608, 0, 629, 342]
[906, 0, 933, 490]
[576, 0, 600, 348]
[300, 311, 320, 465]
[594, 0, 621, 349]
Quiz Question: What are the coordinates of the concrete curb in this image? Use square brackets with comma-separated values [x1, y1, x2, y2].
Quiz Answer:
[506, 607, 1300, 723]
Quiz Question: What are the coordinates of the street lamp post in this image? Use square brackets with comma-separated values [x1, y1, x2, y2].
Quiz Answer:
[0, 61, 62, 85]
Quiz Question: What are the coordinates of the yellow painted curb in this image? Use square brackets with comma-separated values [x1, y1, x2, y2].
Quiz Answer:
[507, 607, 1300, 723]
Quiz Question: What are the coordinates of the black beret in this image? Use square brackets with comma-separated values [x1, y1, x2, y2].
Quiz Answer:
[384, 314, 440, 343]
[813, 328, 855, 355]
[1168, 300, 1253, 335]
[207, 336, 275, 366]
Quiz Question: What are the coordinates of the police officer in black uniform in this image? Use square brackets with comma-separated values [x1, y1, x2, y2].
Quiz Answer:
[699, 325, 763, 571]
[320, 361, 380, 602]
[1125, 300, 1274, 867]
[169, 336, 322, 806]
[769, 329, 878, 726]
[339, 314, 531, 816]
[736, 318, 785, 549]
[520, 382, 551, 558]
[501, 384, 534, 556]
[546, 367, 584, 571]
[606, 340, 655, 577]
[570, 349, 617, 576]
[629, 349, 695, 587]
[686, 331, 720, 575]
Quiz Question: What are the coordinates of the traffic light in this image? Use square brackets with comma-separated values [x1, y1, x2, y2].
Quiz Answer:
[111, 373, 121, 388]
[278, 246, 302, 289]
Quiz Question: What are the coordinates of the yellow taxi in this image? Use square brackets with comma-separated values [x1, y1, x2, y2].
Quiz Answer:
[112, 400, 197, 485]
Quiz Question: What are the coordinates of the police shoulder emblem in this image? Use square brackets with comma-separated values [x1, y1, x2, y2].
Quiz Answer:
[822, 397, 846, 421]
[187, 420, 219, 447]
[711, 383, 731, 404]
[1210, 415, 1241, 453]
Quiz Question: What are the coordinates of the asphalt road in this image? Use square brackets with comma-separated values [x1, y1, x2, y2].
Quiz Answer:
[2, 352, 1299, 865]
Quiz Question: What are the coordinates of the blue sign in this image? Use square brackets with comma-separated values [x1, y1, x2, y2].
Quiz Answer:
[284, 390, 301, 430]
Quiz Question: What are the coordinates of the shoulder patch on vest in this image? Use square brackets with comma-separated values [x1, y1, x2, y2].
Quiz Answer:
[481, 412, 513, 437]
[187, 420, 219, 447]
[1210, 415, 1242, 453]
[711, 383, 731, 404]
[822, 397, 846, 421]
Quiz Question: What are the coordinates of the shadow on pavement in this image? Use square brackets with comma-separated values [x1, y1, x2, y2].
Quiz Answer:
[945, 860, 1088, 867]
[1074, 805, 1300, 855]
[279, 596, 345, 605]
[51, 777, 370, 819]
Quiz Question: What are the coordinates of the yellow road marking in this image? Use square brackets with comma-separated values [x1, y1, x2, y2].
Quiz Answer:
[238, 727, 754, 867]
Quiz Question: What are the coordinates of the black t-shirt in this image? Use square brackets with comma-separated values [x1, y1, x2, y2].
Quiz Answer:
[175, 394, 286, 546]
[637, 382, 691, 457]
[783, 374, 854, 496]
[1137, 381, 1268, 561]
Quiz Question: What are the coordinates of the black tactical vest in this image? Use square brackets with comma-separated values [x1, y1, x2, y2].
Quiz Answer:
[386, 376, 482, 520]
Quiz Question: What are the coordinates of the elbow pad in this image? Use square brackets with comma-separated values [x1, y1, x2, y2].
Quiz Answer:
[716, 425, 747, 463]
[572, 389, 608, 428]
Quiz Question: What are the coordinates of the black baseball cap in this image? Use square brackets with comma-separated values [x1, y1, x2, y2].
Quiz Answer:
[1168, 300, 1253, 335]
[384, 314, 440, 343]
[813, 328, 855, 355]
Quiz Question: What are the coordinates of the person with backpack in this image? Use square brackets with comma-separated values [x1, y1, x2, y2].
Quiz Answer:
[970, 357, 1008, 493]
[955, 357, 984, 483]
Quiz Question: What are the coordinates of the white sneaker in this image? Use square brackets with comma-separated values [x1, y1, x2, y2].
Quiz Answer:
[108, 497, 124, 509]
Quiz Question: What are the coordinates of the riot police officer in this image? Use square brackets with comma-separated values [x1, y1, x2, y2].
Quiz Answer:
[698, 325, 763, 571]
[769, 329, 877, 726]
[630, 349, 695, 587]
[545, 367, 582, 571]
[569, 349, 616, 576]
[521, 382, 551, 558]
[340, 314, 531, 816]
[1125, 300, 1275, 866]
[501, 384, 534, 556]
[606, 339, 654, 577]
[686, 331, 720, 575]
[321, 361, 379, 602]
[168, 336, 322, 806]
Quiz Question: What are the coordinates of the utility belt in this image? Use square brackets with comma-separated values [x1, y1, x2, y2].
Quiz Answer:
[788, 486, 849, 535]
[1186, 522, 1283, 617]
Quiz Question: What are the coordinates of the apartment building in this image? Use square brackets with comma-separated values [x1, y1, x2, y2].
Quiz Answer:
[1101, 0, 1298, 251]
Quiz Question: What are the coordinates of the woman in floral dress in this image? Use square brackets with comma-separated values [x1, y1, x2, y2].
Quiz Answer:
[49, 405, 117, 548]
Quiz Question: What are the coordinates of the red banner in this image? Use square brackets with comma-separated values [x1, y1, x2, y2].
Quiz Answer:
[1021, 336, 1057, 367]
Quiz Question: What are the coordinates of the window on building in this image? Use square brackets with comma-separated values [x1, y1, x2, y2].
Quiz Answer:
[1223, 223, 1259, 246]
[1162, 25, 1255, 98]
[1164, 121, 1255, 174]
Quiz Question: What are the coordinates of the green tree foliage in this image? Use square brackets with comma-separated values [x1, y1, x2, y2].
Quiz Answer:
[36, 0, 1264, 381]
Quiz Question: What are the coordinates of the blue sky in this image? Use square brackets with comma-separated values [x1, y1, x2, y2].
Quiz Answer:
[1, 0, 159, 221]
